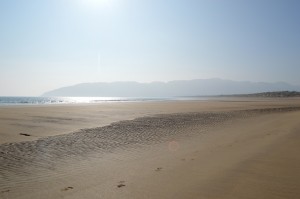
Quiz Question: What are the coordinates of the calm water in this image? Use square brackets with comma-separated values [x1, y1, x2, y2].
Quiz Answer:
[0, 96, 211, 106]
[0, 97, 169, 106]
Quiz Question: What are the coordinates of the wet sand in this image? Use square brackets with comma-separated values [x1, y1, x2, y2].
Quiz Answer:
[1, 98, 300, 144]
[1, 99, 300, 198]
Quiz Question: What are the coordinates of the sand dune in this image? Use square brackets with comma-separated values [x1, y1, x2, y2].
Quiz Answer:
[1, 100, 300, 198]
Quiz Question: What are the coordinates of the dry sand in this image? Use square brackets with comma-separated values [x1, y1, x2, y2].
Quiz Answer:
[1, 98, 300, 198]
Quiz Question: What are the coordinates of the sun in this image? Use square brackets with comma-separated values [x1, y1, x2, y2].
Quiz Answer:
[82, 0, 112, 6]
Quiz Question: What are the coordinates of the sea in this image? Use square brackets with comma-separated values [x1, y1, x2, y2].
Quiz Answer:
[0, 96, 210, 106]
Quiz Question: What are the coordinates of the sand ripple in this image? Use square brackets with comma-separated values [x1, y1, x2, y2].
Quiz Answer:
[1, 107, 300, 192]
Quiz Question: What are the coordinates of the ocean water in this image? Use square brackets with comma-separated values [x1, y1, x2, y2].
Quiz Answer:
[0, 96, 211, 106]
[0, 96, 191, 106]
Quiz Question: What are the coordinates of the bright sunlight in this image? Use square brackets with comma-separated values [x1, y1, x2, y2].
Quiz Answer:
[80, 0, 113, 7]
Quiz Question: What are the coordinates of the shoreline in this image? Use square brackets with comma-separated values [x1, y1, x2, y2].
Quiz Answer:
[1, 96, 300, 108]
[1, 98, 300, 145]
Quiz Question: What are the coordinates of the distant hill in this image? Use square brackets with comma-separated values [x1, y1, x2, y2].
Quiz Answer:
[42, 79, 300, 97]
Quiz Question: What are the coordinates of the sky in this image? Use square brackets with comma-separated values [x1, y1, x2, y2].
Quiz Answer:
[0, 0, 299, 96]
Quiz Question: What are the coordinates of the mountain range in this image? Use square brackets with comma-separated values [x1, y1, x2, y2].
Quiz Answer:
[42, 79, 300, 97]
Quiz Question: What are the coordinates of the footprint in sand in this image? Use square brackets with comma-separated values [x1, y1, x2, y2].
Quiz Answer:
[117, 181, 126, 188]
[61, 187, 74, 191]
[155, 167, 163, 171]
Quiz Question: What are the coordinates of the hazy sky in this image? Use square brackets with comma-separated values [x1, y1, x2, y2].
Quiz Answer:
[1, 0, 299, 96]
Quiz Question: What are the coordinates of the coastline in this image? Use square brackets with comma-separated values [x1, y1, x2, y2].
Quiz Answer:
[1, 99, 300, 198]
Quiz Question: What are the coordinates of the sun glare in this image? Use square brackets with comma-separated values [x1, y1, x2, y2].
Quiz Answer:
[82, 0, 112, 7]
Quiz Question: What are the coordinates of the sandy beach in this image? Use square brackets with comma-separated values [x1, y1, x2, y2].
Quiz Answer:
[1, 98, 300, 199]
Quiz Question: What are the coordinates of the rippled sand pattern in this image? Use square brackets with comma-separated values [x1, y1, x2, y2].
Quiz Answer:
[0, 107, 300, 193]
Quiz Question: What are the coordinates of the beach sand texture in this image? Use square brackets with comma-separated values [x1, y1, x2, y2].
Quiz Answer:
[1, 99, 300, 198]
